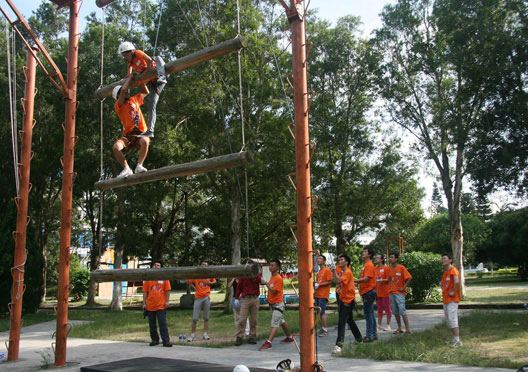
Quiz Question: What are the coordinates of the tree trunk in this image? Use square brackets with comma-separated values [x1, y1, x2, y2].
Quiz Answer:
[110, 190, 125, 311]
[450, 208, 466, 296]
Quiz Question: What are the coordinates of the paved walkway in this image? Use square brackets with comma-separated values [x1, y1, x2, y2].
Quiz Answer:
[0, 309, 514, 372]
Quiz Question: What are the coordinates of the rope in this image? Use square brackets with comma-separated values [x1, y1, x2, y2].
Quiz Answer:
[7, 23, 19, 195]
[98, 7, 106, 268]
[152, 0, 164, 57]
[235, 0, 249, 259]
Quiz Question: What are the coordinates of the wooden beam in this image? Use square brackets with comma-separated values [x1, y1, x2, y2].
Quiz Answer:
[95, 0, 116, 7]
[95, 151, 251, 191]
[95, 36, 248, 100]
[91, 263, 259, 283]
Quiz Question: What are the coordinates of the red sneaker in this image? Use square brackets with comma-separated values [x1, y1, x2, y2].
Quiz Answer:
[259, 340, 272, 351]
[279, 336, 294, 343]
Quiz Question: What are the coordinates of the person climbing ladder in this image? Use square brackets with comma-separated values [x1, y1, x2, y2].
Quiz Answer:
[118, 41, 167, 137]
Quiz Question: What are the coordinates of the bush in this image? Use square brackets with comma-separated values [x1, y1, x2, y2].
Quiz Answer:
[399, 251, 443, 303]
[70, 269, 90, 301]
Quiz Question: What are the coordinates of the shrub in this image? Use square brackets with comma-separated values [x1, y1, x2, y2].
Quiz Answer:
[70, 269, 90, 301]
[399, 251, 443, 303]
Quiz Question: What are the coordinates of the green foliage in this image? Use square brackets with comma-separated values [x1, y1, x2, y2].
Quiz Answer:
[399, 251, 443, 303]
[70, 269, 91, 301]
[411, 214, 489, 263]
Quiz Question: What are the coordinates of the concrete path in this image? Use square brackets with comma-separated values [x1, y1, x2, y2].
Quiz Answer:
[0, 309, 514, 372]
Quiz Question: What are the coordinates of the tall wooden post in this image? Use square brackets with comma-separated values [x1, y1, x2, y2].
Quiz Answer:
[7, 47, 37, 362]
[284, 1, 315, 370]
[55, 0, 80, 366]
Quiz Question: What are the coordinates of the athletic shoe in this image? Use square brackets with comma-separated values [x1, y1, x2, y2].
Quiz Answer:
[149, 341, 159, 346]
[372, 335, 378, 341]
[279, 336, 294, 343]
[203, 332, 210, 340]
[248, 338, 257, 344]
[317, 329, 328, 337]
[137, 130, 154, 138]
[259, 340, 272, 351]
[187, 334, 195, 342]
[162, 342, 172, 347]
[117, 166, 133, 178]
[452, 340, 463, 348]
[235, 337, 243, 346]
[332, 345, 342, 355]
[135, 164, 148, 174]
[363, 336, 373, 343]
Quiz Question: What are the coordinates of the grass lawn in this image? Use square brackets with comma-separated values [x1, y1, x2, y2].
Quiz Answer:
[464, 287, 528, 304]
[341, 310, 528, 369]
[64, 308, 339, 347]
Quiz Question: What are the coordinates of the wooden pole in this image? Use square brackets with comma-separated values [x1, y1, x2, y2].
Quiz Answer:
[55, 0, 80, 366]
[91, 263, 259, 283]
[95, 151, 251, 191]
[7, 46, 37, 362]
[94, 36, 248, 100]
[285, 1, 315, 371]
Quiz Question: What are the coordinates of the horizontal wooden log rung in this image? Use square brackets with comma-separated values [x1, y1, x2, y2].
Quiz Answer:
[94, 151, 251, 191]
[91, 263, 259, 283]
[94, 36, 248, 100]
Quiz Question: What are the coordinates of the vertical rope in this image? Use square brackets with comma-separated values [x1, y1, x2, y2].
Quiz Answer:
[152, 0, 164, 57]
[236, 0, 250, 259]
[7, 23, 19, 195]
[98, 7, 106, 267]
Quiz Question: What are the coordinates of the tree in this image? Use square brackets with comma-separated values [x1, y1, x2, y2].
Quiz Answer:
[308, 16, 424, 254]
[430, 182, 446, 215]
[412, 214, 489, 264]
[373, 0, 527, 293]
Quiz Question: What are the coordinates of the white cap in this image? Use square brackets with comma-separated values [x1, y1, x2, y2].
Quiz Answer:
[112, 85, 122, 100]
[118, 41, 135, 54]
[233, 365, 250, 372]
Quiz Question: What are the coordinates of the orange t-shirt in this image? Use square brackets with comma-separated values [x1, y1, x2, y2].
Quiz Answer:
[114, 94, 147, 134]
[335, 264, 351, 294]
[441, 266, 461, 304]
[315, 267, 333, 299]
[187, 278, 216, 299]
[339, 269, 356, 304]
[375, 265, 390, 298]
[359, 260, 377, 295]
[143, 280, 171, 311]
[267, 274, 284, 304]
[388, 264, 412, 295]
[128, 50, 155, 73]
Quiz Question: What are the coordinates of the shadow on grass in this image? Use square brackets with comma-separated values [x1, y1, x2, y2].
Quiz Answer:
[341, 310, 528, 369]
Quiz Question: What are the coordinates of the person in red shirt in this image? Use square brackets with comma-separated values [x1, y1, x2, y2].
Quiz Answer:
[142, 262, 172, 347]
[112, 74, 150, 178]
[332, 254, 362, 355]
[388, 252, 412, 334]
[259, 259, 293, 351]
[355, 248, 378, 342]
[234, 260, 263, 346]
[187, 261, 216, 342]
[314, 255, 333, 337]
[441, 253, 462, 347]
[118, 41, 167, 138]
[375, 253, 392, 331]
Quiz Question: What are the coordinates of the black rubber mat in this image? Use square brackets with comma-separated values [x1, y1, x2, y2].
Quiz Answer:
[80, 357, 273, 372]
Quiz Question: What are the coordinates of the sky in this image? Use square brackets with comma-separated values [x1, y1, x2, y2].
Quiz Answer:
[5, 0, 523, 216]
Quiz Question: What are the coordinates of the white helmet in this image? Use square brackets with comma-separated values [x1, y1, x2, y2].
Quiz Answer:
[233, 366, 250, 372]
[276, 359, 295, 371]
[118, 41, 135, 54]
[112, 85, 122, 100]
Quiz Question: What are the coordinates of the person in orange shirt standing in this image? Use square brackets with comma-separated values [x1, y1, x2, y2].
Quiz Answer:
[314, 255, 333, 337]
[259, 259, 294, 351]
[375, 253, 392, 331]
[118, 41, 167, 138]
[388, 252, 412, 334]
[441, 253, 462, 347]
[355, 248, 378, 342]
[332, 254, 362, 355]
[112, 74, 151, 178]
[187, 261, 216, 342]
[143, 261, 172, 347]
